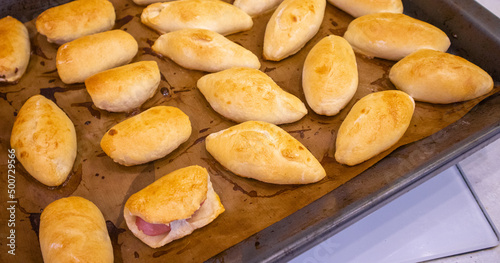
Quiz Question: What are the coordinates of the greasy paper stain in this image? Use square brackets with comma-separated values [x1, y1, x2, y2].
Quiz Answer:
[40, 86, 85, 103]
[114, 15, 134, 29]
[71, 101, 102, 119]
[107, 220, 126, 262]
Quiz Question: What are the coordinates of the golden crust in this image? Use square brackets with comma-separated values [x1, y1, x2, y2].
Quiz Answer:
[123, 167, 224, 248]
[263, 0, 326, 61]
[233, 0, 284, 17]
[36, 0, 116, 44]
[125, 165, 209, 224]
[85, 61, 160, 112]
[100, 106, 192, 166]
[39, 196, 113, 263]
[327, 0, 403, 17]
[141, 0, 253, 35]
[343, 13, 450, 61]
[133, 0, 162, 5]
[302, 35, 358, 116]
[56, 30, 138, 84]
[197, 67, 307, 124]
[335, 90, 415, 166]
[389, 49, 494, 104]
[152, 28, 260, 72]
[0, 16, 30, 83]
[206, 121, 326, 184]
[10, 95, 77, 187]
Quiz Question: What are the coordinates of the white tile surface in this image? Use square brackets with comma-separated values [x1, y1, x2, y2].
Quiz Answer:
[290, 161, 499, 263]
[425, 137, 500, 263]
[475, 0, 500, 18]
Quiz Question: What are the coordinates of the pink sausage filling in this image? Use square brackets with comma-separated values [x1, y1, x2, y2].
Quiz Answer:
[135, 200, 205, 236]
[135, 216, 171, 236]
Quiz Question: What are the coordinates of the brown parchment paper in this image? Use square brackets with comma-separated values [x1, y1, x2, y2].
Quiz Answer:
[0, 0, 499, 262]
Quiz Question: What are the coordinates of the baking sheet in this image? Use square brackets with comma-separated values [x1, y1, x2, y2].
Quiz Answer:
[0, 0, 499, 262]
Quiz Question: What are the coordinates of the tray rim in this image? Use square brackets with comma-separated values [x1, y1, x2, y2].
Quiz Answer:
[208, 108, 500, 263]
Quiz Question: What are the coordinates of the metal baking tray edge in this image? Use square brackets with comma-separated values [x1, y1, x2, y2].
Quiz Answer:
[0, 0, 72, 23]
[206, 0, 500, 262]
[208, 101, 500, 263]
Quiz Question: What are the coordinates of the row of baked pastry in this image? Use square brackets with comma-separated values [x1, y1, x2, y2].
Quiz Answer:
[138, 0, 321, 63]
[305, 12, 493, 165]
[16, 4, 224, 259]
[137, 0, 404, 62]
[137, 0, 494, 168]
[135, 0, 402, 18]
[9, 0, 156, 189]
[10, 89, 325, 182]
[344, 12, 493, 103]
[10, 92, 227, 260]
[134, 0, 283, 17]
[4, 0, 496, 262]
[332, 11, 492, 165]
[3, 1, 219, 261]
[0, 0, 114, 82]
[0, 0, 134, 85]
[134, 0, 494, 115]
[39, 165, 224, 261]
[3, 0, 276, 260]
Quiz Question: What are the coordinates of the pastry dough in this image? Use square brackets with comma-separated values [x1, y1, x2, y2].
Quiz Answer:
[100, 106, 192, 166]
[10, 95, 77, 187]
[133, 0, 163, 5]
[39, 197, 113, 263]
[302, 35, 358, 116]
[124, 165, 225, 248]
[327, 0, 403, 18]
[141, 0, 253, 35]
[197, 67, 307, 124]
[263, 0, 326, 61]
[389, 49, 494, 104]
[0, 16, 30, 83]
[85, 61, 160, 112]
[206, 121, 326, 184]
[152, 28, 260, 72]
[335, 90, 415, 166]
[233, 0, 284, 17]
[36, 0, 116, 44]
[343, 13, 450, 61]
[56, 30, 138, 84]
